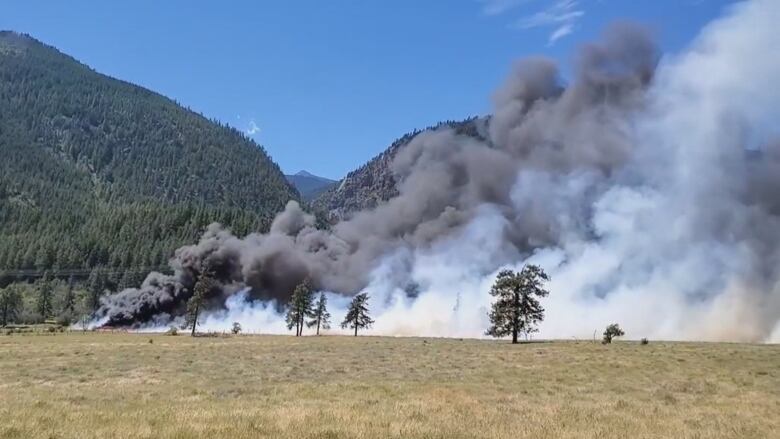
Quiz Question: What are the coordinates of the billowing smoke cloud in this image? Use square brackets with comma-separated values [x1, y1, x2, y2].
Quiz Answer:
[98, 0, 780, 342]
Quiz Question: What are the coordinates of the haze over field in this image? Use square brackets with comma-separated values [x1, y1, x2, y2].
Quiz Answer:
[93, 0, 780, 343]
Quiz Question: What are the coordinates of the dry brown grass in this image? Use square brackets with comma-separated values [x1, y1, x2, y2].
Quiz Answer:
[0, 333, 778, 438]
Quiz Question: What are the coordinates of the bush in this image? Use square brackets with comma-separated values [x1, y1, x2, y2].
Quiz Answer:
[166, 326, 178, 336]
[640, 338, 649, 345]
[602, 323, 625, 344]
[231, 322, 242, 335]
[18, 310, 43, 325]
[47, 325, 57, 333]
[5, 328, 13, 336]
[56, 311, 74, 327]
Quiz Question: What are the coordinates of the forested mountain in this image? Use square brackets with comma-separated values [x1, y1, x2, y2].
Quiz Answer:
[311, 118, 486, 220]
[0, 31, 299, 272]
[285, 170, 336, 201]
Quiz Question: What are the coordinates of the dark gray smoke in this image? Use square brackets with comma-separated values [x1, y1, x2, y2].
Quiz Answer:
[97, 2, 780, 342]
[97, 22, 655, 326]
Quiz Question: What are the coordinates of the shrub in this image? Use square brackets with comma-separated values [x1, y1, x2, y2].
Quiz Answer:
[640, 338, 649, 345]
[47, 325, 57, 333]
[56, 312, 74, 327]
[166, 326, 178, 336]
[602, 323, 625, 344]
[231, 322, 242, 335]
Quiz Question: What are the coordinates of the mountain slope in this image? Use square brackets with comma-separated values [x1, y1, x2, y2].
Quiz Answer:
[312, 118, 486, 219]
[285, 170, 336, 201]
[0, 31, 299, 271]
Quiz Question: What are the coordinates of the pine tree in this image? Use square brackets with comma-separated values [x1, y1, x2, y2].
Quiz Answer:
[37, 272, 54, 319]
[307, 292, 331, 335]
[486, 265, 550, 344]
[341, 292, 374, 337]
[0, 285, 23, 326]
[186, 267, 214, 336]
[59, 275, 76, 323]
[86, 267, 107, 313]
[285, 279, 315, 336]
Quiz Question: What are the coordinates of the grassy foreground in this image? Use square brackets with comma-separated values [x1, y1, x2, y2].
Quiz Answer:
[0, 333, 778, 439]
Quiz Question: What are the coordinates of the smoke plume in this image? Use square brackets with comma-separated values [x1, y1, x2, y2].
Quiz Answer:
[98, 0, 780, 342]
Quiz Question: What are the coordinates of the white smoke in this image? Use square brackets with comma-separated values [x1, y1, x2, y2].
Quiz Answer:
[191, 0, 780, 342]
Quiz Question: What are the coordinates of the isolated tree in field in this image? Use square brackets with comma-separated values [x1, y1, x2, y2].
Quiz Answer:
[486, 265, 550, 344]
[37, 272, 54, 319]
[0, 285, 23, 326]
[308, 292, 331, 335]
[186, 267, 215, 336]
[341, 292, 374, 336]
[286, 279, 315, 336]
[602, 323, 625, 344]
[231, 322, 242, 335]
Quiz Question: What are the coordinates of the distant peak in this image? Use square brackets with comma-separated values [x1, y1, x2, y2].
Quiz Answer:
[295, 170, 317, 178]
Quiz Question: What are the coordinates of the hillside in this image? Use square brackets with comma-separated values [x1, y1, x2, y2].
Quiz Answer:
[312, 117, 487, 219]
[0, 31, 298, 272]
[285, 170, 336, 201]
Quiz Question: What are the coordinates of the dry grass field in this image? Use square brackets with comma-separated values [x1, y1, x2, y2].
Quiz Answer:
[0, 333, 778, 439]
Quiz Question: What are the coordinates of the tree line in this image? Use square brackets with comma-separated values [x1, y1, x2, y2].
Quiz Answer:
[3, 260, 628, 344]
[185, 269, 374, 337]
[182, 264, 556, 341]
[0, 266, 143, 326]
[281, 279, 374, 337]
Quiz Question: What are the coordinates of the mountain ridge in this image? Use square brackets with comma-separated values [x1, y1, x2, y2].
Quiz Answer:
[311, 117, 487, 219]
[285, 170, 337, 201]
[0, 31, 298, 271]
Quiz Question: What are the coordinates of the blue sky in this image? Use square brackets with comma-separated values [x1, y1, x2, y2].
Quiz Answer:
[2, 0, 737, 178]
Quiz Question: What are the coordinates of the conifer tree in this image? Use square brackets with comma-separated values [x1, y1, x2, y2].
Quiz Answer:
[0, 285, 23, 326]
[37, 272, 54, 319]
[117, 271, 133, 291]
[285, 279, 315, 336]
[308, 292, 331, 335]
[341, 292, 374, 336]
[86, 267, 107, 313]
[186, 266, 215, 336]
[59, 275, 76, 323]
[486, 265, 550, 344]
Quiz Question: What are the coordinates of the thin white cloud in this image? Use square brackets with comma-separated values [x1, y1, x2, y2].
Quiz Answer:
[479, 0, 527, 16]
[515, 1, 584, 29]
[548, 22, 575, 44]
[485, 0, 585, 45]
[245, 119, 260, 136]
